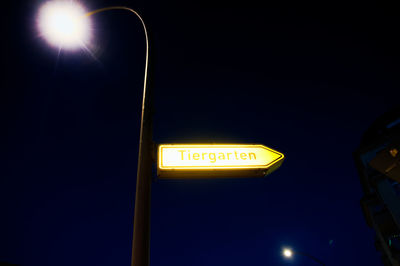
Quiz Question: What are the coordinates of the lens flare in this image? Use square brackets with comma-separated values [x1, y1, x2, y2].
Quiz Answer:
[37, 1, 91, 50]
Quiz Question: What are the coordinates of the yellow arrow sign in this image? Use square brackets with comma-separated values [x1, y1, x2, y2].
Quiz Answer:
[157, 144, 284, 179]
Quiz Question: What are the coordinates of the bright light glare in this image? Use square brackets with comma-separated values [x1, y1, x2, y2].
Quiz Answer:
[37, 1, 91, 50]
[283, 248, 293, 258]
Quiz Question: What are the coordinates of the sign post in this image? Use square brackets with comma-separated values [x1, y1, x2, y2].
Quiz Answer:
[158, 144, 284, 179]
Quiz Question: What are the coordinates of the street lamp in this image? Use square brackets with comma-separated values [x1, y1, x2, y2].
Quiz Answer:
[37, 1, 91, 50]
[283, 248, 293, 258]
[282, 247, 325, 265]
[37, 2, 153, 266]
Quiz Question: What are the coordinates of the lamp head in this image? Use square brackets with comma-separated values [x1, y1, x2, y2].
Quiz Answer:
[37, 0, 91, 50]
[283, 248, 293, 258]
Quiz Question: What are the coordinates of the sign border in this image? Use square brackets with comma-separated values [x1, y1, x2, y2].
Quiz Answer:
[157, 144, 284, 178]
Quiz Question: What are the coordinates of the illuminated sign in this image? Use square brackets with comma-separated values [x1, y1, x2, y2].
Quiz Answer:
[157, 144, 284, 178]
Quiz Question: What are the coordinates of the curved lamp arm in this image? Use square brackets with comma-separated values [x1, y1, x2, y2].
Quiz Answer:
[85, 7, 149, 116]
[296, 251, 325, 265]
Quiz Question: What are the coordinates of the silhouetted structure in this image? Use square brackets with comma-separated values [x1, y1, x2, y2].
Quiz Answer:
[354, 106, 400, 266]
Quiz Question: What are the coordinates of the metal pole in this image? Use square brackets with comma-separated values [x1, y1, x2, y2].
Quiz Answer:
[86, 7, 153, 266]
[124, 9, 153, 266]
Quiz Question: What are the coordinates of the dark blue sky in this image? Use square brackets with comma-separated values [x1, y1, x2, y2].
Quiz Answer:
[2, 1, 399, 265]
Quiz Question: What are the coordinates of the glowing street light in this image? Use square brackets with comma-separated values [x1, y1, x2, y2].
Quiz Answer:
[282, 247, 325, 265]
[283, 248, 293, 258]
[37, 1, 91, 50]
[36, 2, 152, 266]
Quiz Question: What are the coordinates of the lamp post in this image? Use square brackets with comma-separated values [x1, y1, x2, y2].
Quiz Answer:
[283, 248, 325, 265]
[37, 3, 153, 266]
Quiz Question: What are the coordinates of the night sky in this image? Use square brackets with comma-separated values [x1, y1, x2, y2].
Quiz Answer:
[2, 1, 400, 265]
